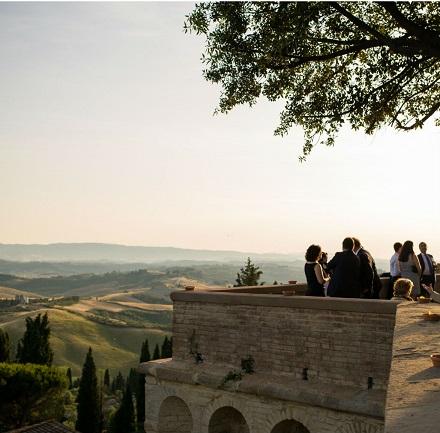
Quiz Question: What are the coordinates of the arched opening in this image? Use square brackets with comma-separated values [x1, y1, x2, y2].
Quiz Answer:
[270, 419, 311, 433]
[158, 396, 193, 433]
[208, 406, 250, 433]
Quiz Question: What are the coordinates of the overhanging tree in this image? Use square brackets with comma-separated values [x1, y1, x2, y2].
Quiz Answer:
[185, 2, 440, 158]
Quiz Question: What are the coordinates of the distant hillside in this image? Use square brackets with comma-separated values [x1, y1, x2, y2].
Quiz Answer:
[0, 269, 173, 298]
[0, 285, 42, 299]
[0, 260, 310, 297]
[0, 259, 151, 277]
[0, 308, 166, 376]
[0, 242, 301, 263]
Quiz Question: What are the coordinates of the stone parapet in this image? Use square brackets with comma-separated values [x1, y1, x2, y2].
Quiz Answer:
[170, 291, 396, 391]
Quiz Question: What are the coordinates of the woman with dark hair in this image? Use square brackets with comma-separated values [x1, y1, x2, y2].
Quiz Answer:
[304, 244, 329, 296]
[398, 240, 421, 298]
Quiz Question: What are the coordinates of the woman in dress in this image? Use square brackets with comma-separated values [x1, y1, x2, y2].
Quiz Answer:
[304, 244, 330, 297]
[398, 240, 421, 298]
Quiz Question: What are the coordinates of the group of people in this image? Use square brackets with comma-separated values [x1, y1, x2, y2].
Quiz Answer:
[389, 241, 437, 299]
[304, 237, 437, 300]
[304, 237, 381, 298]
[388, 241, 439, 302]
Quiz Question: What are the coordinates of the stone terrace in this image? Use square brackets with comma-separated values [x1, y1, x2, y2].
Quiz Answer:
[384, 301, 440, 433]
[139, 277, 440, 433]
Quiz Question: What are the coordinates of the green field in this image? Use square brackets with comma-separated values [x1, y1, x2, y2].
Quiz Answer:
[0, 308, 168, 376]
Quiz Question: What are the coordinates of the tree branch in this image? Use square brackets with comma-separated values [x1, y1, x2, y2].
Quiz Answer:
[264, 39, 384, 70]
[329, 2, 390, 42]
[376, 2, 440, 41]
[395, 101, 440, 130]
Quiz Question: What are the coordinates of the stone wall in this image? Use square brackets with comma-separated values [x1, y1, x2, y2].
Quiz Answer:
[171, 292, 396, 390]
[144, 377, 385, 433]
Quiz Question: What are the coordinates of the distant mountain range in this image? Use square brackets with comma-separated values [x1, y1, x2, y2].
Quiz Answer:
[0, 243, 302, 263]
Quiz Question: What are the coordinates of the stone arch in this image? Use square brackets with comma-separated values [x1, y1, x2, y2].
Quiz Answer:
[158, 396, 193, 433]
[270, 419, 311, 433]
[260, 406, 313, 433]
[208, 406, 250, 433]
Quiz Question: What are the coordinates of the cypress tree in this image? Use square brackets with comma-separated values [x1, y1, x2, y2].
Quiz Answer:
[152, 344, 160, 360]
[161, 337, 169, 358]
[76, 347, 100, 433]
[16, 313, 53, 365]
[127, 368, 137, 393]
[136, 338, 150, 425]
[110, 383, 135, 433]
[160, 336, 173, 358]
[104, 369, 110, 389]
[140, 339, 150, 363]
[111, 371, 125, 392]
[66, 367, 73, 389]
[0, 328, 10, 362]
[235, 257, 263, 287]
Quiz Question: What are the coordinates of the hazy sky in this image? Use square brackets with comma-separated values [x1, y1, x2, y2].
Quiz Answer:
[1, 2, 439, 259]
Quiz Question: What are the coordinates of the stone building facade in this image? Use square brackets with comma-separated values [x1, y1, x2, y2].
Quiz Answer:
[140, 287, 398, 433]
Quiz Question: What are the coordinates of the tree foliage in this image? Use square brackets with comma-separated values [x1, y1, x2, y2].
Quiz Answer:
[152, 344, 160, 361]
[0, 363, 67, 432]
[0, 329, 10, 363]
[186, 2, 440, 158]
[109, 383, 135, 433]
[235, 257, 263, 286]
[66, 367, 73, 389]
[104, 368, 110, 389]
[111, 371, 125, 393]
[136, 338, 150, 426]
[16, 313, 53, 366]
[76, 348, 100, 433]
[161, 336, 172, 359]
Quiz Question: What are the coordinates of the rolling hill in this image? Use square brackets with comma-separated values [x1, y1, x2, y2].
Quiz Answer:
[0, 285, 42, 298]
[0, 269, 173, 298]
[0, 307, 167, 376]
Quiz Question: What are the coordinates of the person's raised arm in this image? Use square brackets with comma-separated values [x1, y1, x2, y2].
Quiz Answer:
[314, 263, 330, 285]
[422, 284, 440, 304]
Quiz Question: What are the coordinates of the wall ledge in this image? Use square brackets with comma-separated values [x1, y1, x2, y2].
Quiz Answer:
[171, 290, 398, 314]
[139, 359, 385, 418]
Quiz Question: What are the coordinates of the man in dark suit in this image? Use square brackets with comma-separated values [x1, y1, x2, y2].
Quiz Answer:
[353, 237, 382, 299]
[327, 237, 360, 298]
[418, 242, 436, 296]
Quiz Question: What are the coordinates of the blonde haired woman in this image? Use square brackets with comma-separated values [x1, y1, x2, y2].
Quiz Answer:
[391, 278, 414, 301]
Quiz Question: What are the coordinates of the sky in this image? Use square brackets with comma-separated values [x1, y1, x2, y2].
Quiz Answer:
[1, 2, 439, 259]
